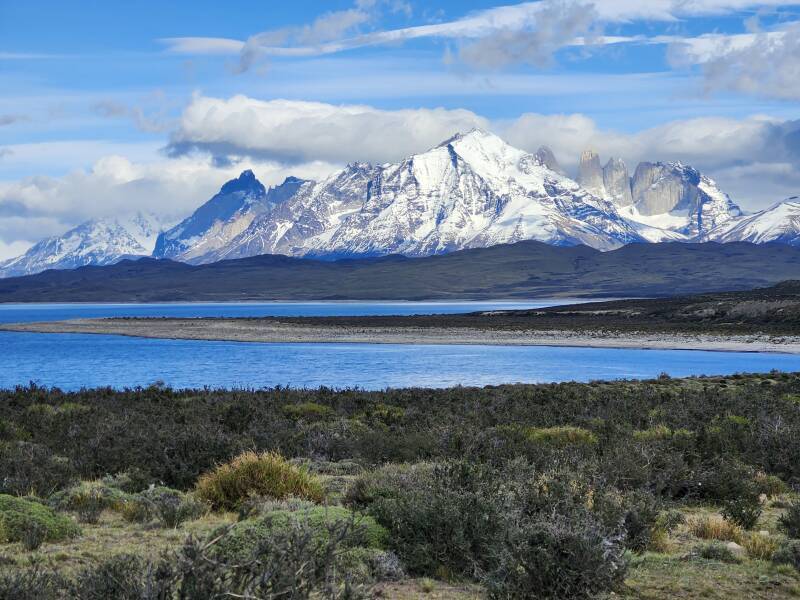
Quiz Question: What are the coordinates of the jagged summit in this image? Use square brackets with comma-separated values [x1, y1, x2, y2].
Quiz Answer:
[219, 169, 265, 195]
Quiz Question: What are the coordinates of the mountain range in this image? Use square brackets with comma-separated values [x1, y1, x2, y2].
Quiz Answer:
[1, 129, 798, 278]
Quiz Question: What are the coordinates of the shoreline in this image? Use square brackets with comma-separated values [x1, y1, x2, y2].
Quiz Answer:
[4, 318, 800, 354]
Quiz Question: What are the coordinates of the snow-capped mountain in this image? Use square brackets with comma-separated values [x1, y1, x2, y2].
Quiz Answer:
[0, 212, 166, 278]
[4, 129, 799, 279]
[180, 130, 644, 264]
[711, 198, 800, 245]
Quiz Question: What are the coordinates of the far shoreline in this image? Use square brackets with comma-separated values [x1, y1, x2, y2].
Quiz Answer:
[4, 318, 800, 355]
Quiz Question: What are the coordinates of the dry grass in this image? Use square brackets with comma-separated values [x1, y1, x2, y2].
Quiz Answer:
[196, 451, 325, 511]
[743, 532, 779, 561]
[688, 515, 743, 544]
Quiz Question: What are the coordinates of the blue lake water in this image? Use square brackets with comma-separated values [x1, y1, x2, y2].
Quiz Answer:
[2, 301, 799, 391]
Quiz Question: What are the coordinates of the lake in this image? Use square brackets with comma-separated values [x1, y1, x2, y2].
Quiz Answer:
[2, 301, 799, 391]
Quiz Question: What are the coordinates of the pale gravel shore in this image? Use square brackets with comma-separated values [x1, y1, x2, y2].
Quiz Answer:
[3, 318, 800, 354]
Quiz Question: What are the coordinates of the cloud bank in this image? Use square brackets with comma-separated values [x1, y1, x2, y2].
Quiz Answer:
[2, 94, 799, 260]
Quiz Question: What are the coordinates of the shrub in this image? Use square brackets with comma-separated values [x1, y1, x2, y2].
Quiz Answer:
[779, 501, 800, 539]
[485, 515, 627, 599]
[351, 461, 509, 576]
[721, 493, 763, 530]
[217, 504, 388, 563]
[0, 568, 69, 600]
[48, 481, 128, 523]
[755, 472, 787, 498]
[773, 540, 800, 571]
[525, 426, 597, 447]
[72, 554, 152, 599]
[656, 509, 686, 533]
[117, 487, 206, 527]
[196, 451, 324, 511]
[0, 442, 76, 497]
[282, 402, 335, 421]
[698, 542, 740, 563]
[743, 532, 778, 561]
[0, 494, 80, 545]
[688, 515, 742, 543]
[141, 487, 207, 528]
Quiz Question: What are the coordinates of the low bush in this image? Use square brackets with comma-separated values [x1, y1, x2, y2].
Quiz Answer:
[525, 426, 598, 447]
[688, 515, 742, 543]
[743, 532, 778, 561]
[698, 542, 740, 563]
[485, 515, 627, 599]
[48, 480, 128, 523]
[721, 492, 763, 530]
[217, 504, 388, 563]
[351, 459, 627, 598]
[196, 451, 324, 511]
[117, 487, 206, 527]
[772, 540, 800, 572]
[0, 442, 76, 497]
[0, 523, 374, 598]
[779, 501, 800, 539]
[0, 494, 80, 545]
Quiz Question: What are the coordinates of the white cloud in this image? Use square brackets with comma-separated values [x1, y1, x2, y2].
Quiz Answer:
[0, 153, 339, 253]
[669, 24, 800, 100]
[0, 239, 34, 262]
[160, 0, 796, 71]
[167, 95, 489, 164]
[168, 95, 800, 209]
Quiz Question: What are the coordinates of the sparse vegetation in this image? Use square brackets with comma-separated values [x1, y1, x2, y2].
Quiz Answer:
[1, 373, 800, 597]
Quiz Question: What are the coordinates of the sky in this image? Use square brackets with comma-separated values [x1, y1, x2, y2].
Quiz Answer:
[1, 0, 799, 259]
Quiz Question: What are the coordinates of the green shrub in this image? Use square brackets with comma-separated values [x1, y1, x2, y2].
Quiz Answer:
[117, 487, 206, 527]
[779, 501, 800, 539]
[196, 451, 324, 511]
[0, 568, 69, 600]
[0, 442, 76, 497]
[486, 515, 627, 599]
[773, 540, 800, 571]
[217, 504, 388, 562]
[282, 402, 335, 421]
[48, 481, 128, 523]
[698, 542, 740, 563]
[0, 494, 80, 545]
[721, 492, 763, 530]
[525, 426, 598, 447]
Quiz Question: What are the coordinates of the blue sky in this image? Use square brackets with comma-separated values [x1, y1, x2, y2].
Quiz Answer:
[1, 0, 799, 259]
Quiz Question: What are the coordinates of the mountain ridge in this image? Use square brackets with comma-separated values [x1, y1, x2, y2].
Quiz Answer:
[3, 240, 800, 302]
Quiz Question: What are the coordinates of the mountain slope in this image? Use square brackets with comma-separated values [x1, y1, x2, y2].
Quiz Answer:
[711, 198, 800, 246]
[152, 170, 308, 262]
[2, 241, 800, 302]
[0, 213, 164, 279]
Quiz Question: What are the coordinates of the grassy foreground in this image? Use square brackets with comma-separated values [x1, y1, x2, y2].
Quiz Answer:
[2, 373, 800, 597]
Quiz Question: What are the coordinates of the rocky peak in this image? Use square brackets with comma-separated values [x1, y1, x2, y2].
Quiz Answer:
[578, 149, 605, 197]
[219, 169, 266, 196]
[534, 146, 566, 176]
[631, 162, 699, 216]
[602, 157, 633, 207]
